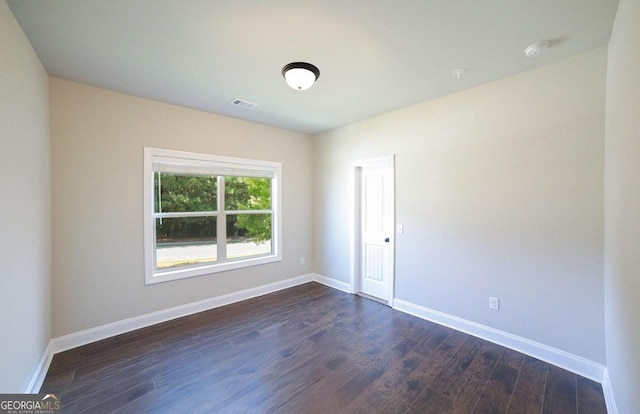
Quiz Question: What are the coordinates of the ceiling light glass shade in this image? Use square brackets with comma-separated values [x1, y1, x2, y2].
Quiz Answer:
[282, 62, 320, 90]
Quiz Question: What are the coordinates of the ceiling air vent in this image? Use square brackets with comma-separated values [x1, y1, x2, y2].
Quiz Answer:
[230, 98, 258, 109]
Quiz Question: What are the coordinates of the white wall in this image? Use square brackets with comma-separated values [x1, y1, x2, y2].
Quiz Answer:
[0, 1, 51, 392]
[314, 48, 606, 363]
[50, 78, 313, 337]
[604, 0, 640, 411]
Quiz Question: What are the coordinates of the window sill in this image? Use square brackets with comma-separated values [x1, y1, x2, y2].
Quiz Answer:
[145, 253, 282, 285]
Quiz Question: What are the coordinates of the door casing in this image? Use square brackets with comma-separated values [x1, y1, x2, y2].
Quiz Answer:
[350, 154, 395, 306]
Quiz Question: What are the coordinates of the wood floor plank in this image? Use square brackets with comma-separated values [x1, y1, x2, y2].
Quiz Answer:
[471, 347, 523, 414]
[67, 380, 155, 414]
[342, 324, 452, 413]
[40, 283, 608, 414]
[271, 314, 409, 412]
[508, 389, 545, 414]
[197, 295, 393, 412]
[515, 355, 549, 395]
[405, 387, 450, 414]
[577, 376, 608, 414]
[507, 355, 548, 413]
[429, 335, 485, 397]
[542, 365, 578, 414]
[342, 321, 443, 413]
[437, 341, 503, 414]
[395, 329, 469, 410]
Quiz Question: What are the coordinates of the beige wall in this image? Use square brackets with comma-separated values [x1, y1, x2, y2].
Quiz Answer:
[604, 0, 640, 411]
[50, 78, 313, 336]
[0, 1, 51, 392]
[314, 48, 606, 363]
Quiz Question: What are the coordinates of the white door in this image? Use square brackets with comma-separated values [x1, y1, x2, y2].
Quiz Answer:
[353, 155, 394, 303]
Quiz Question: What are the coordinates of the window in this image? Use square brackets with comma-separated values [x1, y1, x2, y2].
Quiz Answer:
[144, 147, 281, 284]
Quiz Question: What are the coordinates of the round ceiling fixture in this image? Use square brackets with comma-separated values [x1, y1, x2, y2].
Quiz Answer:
[524, 41, 549, 57]
[282, 62, 320, 90]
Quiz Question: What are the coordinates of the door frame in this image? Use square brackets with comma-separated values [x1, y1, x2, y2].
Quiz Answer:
[349, 154, 396, 306]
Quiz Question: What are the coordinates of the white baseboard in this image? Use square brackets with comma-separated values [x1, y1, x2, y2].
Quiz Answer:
[393, 298, 606, 383]
[29, 274, 612, 400]
[50, 274, 315, 355]
[24, 341, 55, 393]
[602, 368, 618, 414]
[26, 273, 315, 392]
[312, 273, 351, 293]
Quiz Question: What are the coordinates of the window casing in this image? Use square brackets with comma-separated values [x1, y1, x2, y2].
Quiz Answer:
[144, 147, 282, 284]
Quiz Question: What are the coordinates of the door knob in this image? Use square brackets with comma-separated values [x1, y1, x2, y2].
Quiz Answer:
[384, 237, 390, 243]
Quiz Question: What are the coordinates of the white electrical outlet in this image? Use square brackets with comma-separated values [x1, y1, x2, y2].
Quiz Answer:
[300, 257, 306, 265]
[489, 297, 500, 311]
[397, 224, 404, 234]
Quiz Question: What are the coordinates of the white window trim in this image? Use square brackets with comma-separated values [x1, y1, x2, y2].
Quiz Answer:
[144, 147, 282, 285]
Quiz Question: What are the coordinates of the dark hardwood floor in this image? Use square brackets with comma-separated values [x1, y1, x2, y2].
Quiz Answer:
[41, 283, 607, 413]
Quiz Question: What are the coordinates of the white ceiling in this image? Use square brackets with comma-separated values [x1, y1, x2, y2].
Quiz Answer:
[8, 0, 619, 135]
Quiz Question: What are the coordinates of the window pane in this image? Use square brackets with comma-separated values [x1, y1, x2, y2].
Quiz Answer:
[155, 172, 217, 213]
[224, 177, 271, 211]
[227, 214, 272, 259]
[156, 217, 217, 269]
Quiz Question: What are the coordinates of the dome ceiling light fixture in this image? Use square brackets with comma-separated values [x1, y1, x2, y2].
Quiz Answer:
[524, 41, 549, 57]
[282, 62, 320, 90]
